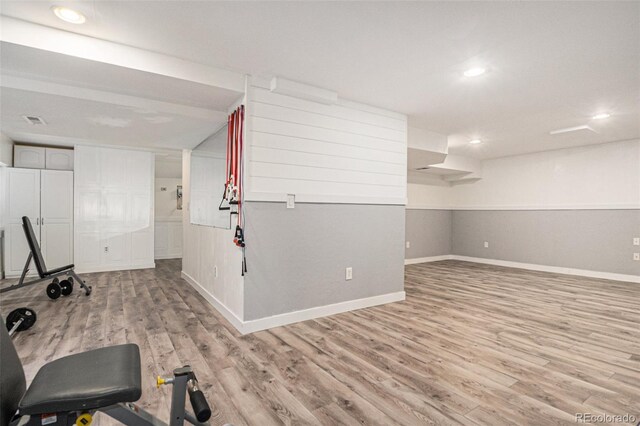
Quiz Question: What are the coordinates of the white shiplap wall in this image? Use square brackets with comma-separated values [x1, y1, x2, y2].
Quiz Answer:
[245, 82, 408, 205]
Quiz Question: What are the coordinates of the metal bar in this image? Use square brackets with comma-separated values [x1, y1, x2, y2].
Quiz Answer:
[102, 403, 168, 426]
[169, 375, 189, 426]
[18, 252, 33, 285]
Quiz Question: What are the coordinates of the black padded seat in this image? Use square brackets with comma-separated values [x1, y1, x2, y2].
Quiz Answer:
[19, 344, 142, 415]
[42, 264, 75, 277]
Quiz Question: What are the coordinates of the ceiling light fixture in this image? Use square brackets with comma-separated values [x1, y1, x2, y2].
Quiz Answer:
[463, 67, 486, 77]
[592, 113, 610, 120]
[52, 6, 86, 24]
[469, 139, 482, 145]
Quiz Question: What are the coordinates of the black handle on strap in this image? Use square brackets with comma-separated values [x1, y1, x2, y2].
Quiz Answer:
[188, 382, 211, 422]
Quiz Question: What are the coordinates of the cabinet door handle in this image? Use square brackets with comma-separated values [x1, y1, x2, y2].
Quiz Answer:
[36, 217, 39, 226]
[41, 218, 45, 225]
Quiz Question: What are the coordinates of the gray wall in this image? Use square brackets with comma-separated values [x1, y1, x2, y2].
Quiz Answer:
[451, 209, 640, 276]
[243, 202, 405, 321]
[405, 209, 452, 258]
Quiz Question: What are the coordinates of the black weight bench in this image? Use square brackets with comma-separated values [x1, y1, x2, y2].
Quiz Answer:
[0, 216, 91, 298]
[1, 321, 214, 426]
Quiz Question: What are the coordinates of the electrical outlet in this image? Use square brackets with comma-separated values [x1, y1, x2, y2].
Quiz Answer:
[345, 267, 353, 280]
[406, 241, 411, 249]
[214, 266, 218, 278]
[634, 237, 640, 246]
[634, 253, 640, 261]
[286, 194, 295, 209]
[484, 241, 489, 248]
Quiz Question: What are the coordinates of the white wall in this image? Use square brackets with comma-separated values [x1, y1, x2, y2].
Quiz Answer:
[181, 150, 244, 322]
[0, 132, 13, 166]
[409, 140, 640, 210]
[154, 177, 182, 259]
[245, 79, 408, 205]
[74, 145, 155, 272]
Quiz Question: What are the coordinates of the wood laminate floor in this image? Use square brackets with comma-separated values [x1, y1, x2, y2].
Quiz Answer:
[1, 260, 638, 425]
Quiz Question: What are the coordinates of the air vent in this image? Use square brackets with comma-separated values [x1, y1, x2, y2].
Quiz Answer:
[22, 115, 47, 125]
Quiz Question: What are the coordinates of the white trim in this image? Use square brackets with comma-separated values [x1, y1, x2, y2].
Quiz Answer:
[405, 255, 453, 265]
[405, 255, 640, 283]
[181, 270, 405, 334]
[241, 291, 406, 334]
[245, 191, 406, 206]
[181, 271, 245, 332]
[154, 254, 182, 260]
[74, 262, 156, 274]
[406, 204, 640, 211]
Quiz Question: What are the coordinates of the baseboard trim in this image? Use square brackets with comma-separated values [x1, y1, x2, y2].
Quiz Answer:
[181, 270, 405, 335]
[75, 263, 156, 274]
[405, 255, 640, 283]
[154, 254, 182, 260]
[405, 255, 453, 265]
[180, 271, 245, 332]
[241, 291, 406, 335]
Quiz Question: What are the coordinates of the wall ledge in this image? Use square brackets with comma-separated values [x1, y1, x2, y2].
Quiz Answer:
[405, 255, 640, 284]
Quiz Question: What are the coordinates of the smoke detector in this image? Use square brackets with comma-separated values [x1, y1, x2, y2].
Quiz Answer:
[22, 115, 47, 125]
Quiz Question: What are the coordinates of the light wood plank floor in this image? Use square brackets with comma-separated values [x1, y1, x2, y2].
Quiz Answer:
[1, 260, 639, 425]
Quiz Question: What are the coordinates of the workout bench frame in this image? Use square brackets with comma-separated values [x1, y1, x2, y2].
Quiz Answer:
[0, 252, 91, 296]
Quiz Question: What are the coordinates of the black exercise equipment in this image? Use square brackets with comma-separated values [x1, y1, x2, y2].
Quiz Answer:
[0, 321, 217, 426]
[5, 308, 37, 336]
[0, 217, 91, 299]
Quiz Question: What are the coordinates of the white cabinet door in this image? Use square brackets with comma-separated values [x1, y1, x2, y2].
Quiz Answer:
[4, 168, 41, 276]
[14, 146, 45, 169]
[40, 170, 73, 268]
[45, 148, 74, 171]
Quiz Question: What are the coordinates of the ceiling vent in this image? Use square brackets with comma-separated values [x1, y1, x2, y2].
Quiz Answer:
[22, 115, 47, 125]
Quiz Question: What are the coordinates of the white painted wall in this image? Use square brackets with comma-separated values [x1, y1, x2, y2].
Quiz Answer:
[409, 140, 640, 210]
[74, 145, 155, 272]
[245, 79, 408, 205]
[181, 150, 244, 321]
[0, 132, 13, 166]
[154, 177, 182, 259]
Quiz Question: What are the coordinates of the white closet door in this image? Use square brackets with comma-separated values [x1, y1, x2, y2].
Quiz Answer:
[4, 168, 41, 276]
[40, 170, 73, 269]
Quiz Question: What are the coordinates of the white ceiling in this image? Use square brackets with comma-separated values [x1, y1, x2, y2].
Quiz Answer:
[0, 42, 239, 150]
[1, 1, 638, 159]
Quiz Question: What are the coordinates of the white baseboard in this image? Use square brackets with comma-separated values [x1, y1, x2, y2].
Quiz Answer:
[241, 291, 406, 334]
[405, 255, 453, 265]
[75, 262, 156, 274]
[154, 254, 182, 260]
[181, 270, 405, 335]
[180, 271, 245, 332]
[405, 255, 640, 283]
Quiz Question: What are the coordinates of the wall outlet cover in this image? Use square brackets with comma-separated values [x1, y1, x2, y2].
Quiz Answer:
[484, 241, 489, 248]
[345, 267, 353, 280]
[406, 241, 411, 249]
[634, 253, 640, 261]
[634, 237, 640, 246]
[286, 194, 295, 209]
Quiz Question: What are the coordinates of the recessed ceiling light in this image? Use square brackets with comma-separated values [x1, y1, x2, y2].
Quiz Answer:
[469, 139, 482, 145]
[592, 113, 610, 120]
[52, 6, 86, 24]
[463, 67, 486, 77]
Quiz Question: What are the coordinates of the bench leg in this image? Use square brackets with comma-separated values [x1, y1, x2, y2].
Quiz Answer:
[69, 270, 92, 296]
